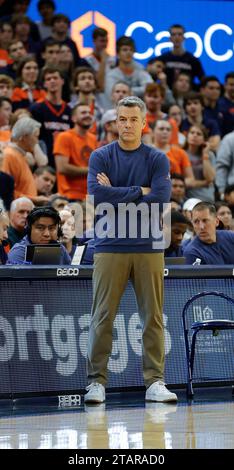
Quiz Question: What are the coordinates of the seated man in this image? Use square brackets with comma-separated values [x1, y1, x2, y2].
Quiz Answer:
[8, 196, 34, 247]
[183, 201, 234, 264]
[164, 210, 189, 258]
[7, 206, 71, 265]
[33, 165, 56, 197]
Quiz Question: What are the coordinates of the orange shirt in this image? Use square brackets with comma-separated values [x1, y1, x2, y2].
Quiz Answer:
[54, 128, 97, 200]
[11, 87, 47, 108]
[142, 120, 151, 135]
[0, 129, 11, 142]
[0, 49, 11, 67]
[2, 145, 37, 199]
[0, 129, 11, 153]
[166, 145, 191, 176]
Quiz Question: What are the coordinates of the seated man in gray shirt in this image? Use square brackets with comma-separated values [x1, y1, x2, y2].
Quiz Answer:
[7, 206, 71, 265]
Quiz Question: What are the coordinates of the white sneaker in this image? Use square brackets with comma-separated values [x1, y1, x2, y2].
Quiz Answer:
[145, 381, 178, 403]
[84, 382, 105, 403]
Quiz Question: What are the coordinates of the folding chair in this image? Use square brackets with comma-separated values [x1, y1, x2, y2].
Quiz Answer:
[182, 291, 234, 397]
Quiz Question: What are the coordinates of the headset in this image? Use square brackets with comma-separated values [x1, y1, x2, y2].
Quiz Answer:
[25, 206, 63, 239]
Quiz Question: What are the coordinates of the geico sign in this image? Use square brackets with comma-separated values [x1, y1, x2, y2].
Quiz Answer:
[125, 22, 233, 62]
[57, 268, 79, 276]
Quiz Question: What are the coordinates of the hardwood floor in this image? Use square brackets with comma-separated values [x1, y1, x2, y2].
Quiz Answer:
[0, 389, 233, 449]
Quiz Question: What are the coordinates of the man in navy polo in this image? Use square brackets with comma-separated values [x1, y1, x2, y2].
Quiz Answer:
[183, 201, 234, 265]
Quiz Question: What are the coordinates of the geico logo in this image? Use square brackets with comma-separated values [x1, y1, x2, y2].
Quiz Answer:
[57, 268, 79, 276]
[125, 22, 233, 62]
[58, 394, 81, 406]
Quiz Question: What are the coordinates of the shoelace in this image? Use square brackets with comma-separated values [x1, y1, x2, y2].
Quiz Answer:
[154, 380, 166, 389]
[86, 382, 102, 391]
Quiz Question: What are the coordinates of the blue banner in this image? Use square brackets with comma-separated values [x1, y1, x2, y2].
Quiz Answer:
[28, 0, 234, 82]
[0, 274, 233, 397]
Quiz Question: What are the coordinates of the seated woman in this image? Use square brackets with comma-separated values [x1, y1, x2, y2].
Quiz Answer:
[11, 55, 46, 110]
[184, 124, 216, 202]
[215, 201, 233, 230]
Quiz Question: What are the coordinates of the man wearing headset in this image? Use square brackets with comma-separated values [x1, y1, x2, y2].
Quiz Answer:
[7, 206, 71, 265]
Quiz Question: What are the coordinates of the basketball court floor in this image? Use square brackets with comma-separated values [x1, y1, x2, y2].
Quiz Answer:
[0, 387, 233, 449]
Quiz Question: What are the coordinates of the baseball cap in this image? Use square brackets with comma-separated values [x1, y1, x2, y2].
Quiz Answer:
[183, 198, 202, 211]
[101, 109, 117, 127]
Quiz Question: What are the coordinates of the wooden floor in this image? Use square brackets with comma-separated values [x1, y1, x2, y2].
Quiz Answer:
[0, 388, 233, 449]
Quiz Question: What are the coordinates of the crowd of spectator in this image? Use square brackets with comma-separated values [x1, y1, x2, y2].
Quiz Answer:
[1, 0, 234, 266]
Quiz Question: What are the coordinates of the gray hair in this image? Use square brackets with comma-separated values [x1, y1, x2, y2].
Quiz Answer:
[10, 197, 34, 213]
[116, 96, 146, 117]
[11, 117, 41, 140]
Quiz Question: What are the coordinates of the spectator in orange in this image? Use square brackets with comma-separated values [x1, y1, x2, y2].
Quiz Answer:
[11, 54, 46, 110]
[2, 116, 49, 204]
[54, 103, 97, 201]
[144, 83, 178, 145]
[153, 119, 195, 187]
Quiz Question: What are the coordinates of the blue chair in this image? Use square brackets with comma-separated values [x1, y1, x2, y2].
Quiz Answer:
[182, 291, 234, 397]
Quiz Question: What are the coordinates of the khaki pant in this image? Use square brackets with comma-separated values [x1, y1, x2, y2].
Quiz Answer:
[87, 252, 165, 388]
